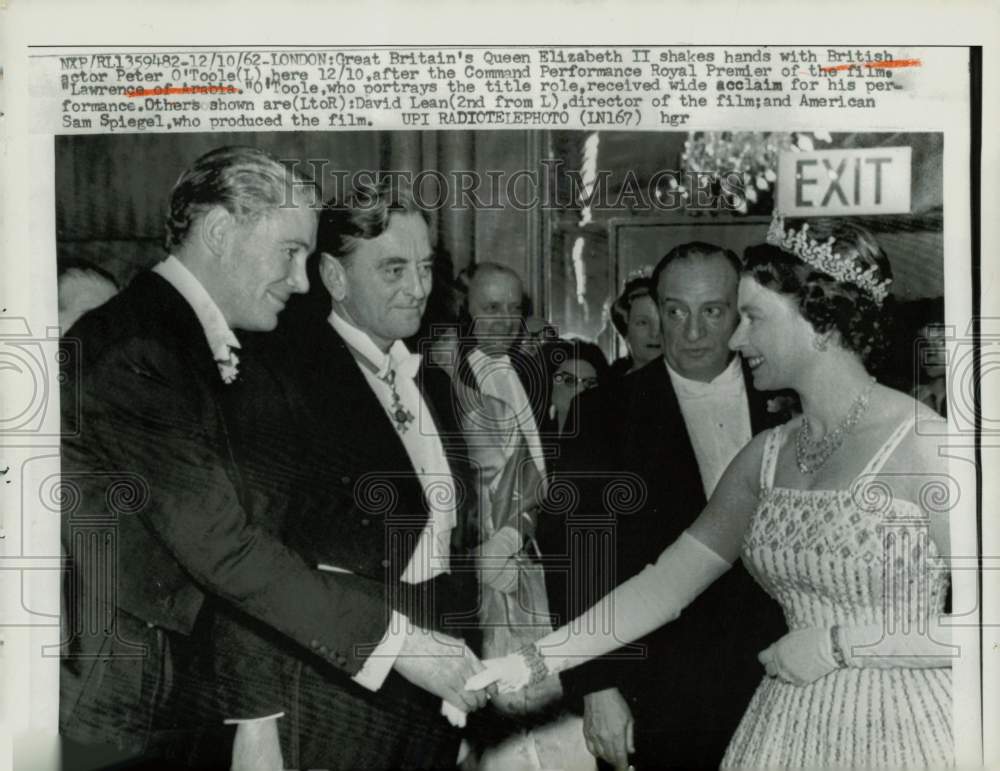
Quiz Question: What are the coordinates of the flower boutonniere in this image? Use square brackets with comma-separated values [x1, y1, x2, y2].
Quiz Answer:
[215, 348, 240, 385]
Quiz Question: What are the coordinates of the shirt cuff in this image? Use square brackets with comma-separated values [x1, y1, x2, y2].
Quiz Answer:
[352, 610, 408, 691]
[223, 711, 285, 725]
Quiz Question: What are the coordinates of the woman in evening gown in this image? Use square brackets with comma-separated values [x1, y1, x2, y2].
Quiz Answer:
[470, 215, 954, 769]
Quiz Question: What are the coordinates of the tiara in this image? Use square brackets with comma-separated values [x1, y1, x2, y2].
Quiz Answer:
[766, 212, 892, 304]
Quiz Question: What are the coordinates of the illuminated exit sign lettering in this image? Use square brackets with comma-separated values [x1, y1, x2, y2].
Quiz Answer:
[777, 147, 911, 216]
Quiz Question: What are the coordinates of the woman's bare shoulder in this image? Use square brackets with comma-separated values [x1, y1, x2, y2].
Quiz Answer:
[728, 421, 798, 493]
[870, 387, 949, 496]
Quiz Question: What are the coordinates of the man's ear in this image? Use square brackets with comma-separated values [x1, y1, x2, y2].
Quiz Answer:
[319, 253, 348, 302]
[199, 205, 234, 259]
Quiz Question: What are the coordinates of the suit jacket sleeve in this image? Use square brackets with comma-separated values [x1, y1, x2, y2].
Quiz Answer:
[67, 337, 391, 680]
[537, 387, 642, 699]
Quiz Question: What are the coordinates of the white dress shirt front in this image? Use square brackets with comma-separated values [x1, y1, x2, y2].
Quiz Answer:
[329, 310, 457, 691]
[666, 356, 752, 499]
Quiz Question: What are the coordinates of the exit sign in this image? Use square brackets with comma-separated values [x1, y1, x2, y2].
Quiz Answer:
[776, 147, 911, 216]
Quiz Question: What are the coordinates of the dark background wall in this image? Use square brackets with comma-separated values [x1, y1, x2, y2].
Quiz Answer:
[55, 130, 543, 288]
[56, 130, 944, 338]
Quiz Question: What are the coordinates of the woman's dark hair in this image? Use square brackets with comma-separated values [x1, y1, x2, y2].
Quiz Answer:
[743, 218, 894, 369]
[611, 276, 655, 338]
[545, 338, 610, 387]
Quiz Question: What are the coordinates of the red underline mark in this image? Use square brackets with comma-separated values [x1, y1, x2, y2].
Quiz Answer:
[126, 85, 242, 98]
[819, 58, 922, 74]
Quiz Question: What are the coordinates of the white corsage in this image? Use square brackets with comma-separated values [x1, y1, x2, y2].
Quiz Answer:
[215, 347, 240, 384]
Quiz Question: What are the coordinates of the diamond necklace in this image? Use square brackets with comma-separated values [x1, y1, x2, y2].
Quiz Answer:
[796, 377, 876, 475]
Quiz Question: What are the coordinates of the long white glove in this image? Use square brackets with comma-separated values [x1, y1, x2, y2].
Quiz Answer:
[467, 531, 731, 692]
[758, 627, 839, 685]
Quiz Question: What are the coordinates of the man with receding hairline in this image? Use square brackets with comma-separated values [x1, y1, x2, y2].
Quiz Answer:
[456, 262, 549, 480]
[538, 242, 786, 771]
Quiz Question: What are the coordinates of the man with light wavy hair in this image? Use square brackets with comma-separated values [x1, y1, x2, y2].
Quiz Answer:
[60, 147, 482, 768]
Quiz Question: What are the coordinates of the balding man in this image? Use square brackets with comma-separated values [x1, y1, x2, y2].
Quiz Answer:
[455, 262, 550, 481]
[538, 242, 787, 770]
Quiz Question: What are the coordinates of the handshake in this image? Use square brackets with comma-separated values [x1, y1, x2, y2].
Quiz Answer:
[392, 628, 536, 720]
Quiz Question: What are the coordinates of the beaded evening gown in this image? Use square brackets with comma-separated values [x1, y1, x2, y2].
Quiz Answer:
[722, 418, 953, 769]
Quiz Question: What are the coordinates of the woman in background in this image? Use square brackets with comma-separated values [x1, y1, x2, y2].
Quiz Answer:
[472, 216, 954, 769]
[608, 274, 661, 377]
[544, 339, 610, 436]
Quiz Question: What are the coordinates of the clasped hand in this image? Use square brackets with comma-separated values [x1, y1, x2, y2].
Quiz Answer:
[464, 651, 533, 693]
[758, 627, 838, 685]
[392, 627, 494, 713]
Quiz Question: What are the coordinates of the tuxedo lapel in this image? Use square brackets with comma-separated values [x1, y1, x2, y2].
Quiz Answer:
[748, 387, 771, 435]
[139, 273, 247, 490]
[310, 323, 417, 480]
[647, 357, 775, 457]
[415, 363, 447, 437]
[636, 362, 703, 503]
[136, 272, 222, 387]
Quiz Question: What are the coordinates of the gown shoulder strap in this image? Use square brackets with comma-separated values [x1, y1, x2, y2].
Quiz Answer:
[759, 423, 789, 492]
[856, 415, 918, 481]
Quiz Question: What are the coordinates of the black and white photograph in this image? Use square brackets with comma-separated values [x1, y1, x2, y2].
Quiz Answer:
[0, 19, 996, 771]
[50, 126, 963, 770]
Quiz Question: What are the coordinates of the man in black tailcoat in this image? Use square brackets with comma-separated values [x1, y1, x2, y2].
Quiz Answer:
[60, 147, 472, 769]
[213, 176, 485, 769]
[538, 242, 789, 770]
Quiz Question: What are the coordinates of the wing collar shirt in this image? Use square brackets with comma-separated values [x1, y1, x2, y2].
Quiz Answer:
[665, 355, 752, 499]
[466, 347, 547, 481]
[329, 310, 458, 691]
